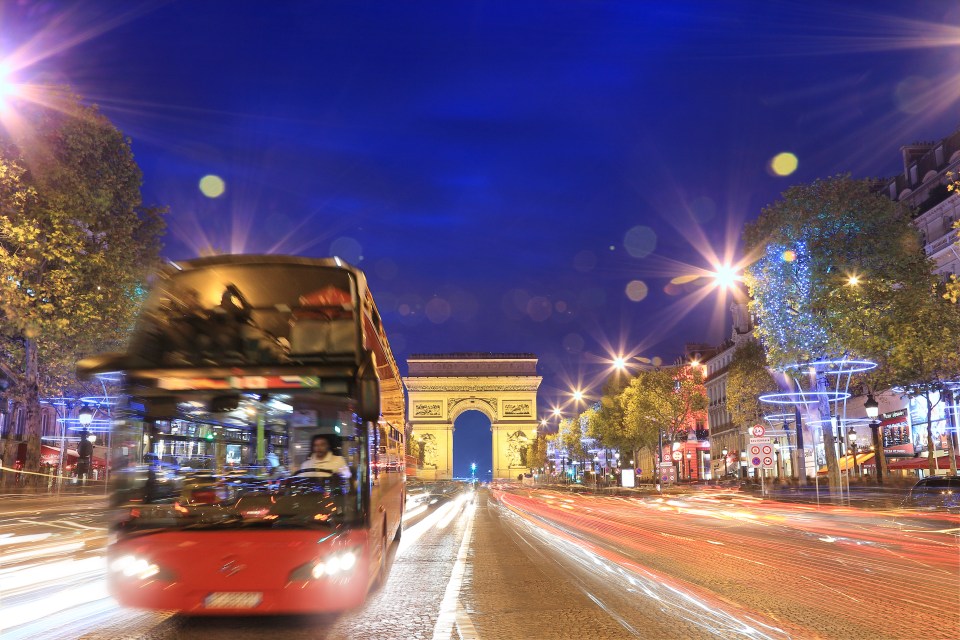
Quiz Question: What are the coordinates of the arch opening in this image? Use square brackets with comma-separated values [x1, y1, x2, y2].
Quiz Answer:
[453, 409, 492, 482]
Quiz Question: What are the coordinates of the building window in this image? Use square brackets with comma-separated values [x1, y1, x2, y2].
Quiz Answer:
[0, 411, 6, 438]
[41, 411, 50, 437]
[935, 145, 944, 166]
[910, 164, 918, 185]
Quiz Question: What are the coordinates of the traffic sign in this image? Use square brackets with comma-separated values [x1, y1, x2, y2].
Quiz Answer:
[659, 463, 677, 484]
[750, 424, 766, 437]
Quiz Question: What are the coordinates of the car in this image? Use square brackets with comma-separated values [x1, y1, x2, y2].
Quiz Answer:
[905, 475, 960, 512]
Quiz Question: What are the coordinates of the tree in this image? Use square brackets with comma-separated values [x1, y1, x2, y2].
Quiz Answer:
[557, 416, 586, 472]
[583, 374, 630, 453]
[743, 174, 932, 490]
[527, 434, 549, 473]
[620, 366, 707, 474]
[727, 340, 779, 429]
[0, 89, 165, 487]
[869, 286, 960, 476]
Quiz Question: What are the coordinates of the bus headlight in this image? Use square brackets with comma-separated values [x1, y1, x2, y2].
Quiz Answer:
[109, 554, 174, 581]
[292, 549, 360, 581]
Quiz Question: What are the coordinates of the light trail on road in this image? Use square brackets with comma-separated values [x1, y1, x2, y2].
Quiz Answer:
[493, 488, 960, 639]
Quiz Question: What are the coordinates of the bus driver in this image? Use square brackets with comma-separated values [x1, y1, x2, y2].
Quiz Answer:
[298, 434, 351, 479]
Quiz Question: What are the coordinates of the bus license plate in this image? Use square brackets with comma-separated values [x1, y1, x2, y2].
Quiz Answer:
[204, 592, 263, 609]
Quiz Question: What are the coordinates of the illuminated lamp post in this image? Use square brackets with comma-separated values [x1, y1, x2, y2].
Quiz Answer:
[848, 428, 858, 479]
[864, 393, 885, 486]
[686, 451, 692, 481]
[722, 448, 729, 478]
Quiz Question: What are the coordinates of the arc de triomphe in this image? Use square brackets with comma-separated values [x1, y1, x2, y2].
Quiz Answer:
[404, 353, 541, 480]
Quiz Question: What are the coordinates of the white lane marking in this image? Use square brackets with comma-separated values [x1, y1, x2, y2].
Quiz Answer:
[432, 502, 476, 640]
[0, 578, 109, 631]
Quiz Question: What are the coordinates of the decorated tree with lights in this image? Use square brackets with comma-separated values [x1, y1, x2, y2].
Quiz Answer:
[0, 89, 165, 487]
[744, 175, 932, 490]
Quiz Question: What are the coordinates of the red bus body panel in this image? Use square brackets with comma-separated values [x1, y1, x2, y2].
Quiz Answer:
[108, 529, 373, 614]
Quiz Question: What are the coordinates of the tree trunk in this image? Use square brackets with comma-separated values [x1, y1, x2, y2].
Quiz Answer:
[945, 389, 958, 476]
[926, 392, 936, 476]
[1, 430, 17, 487]
[23, 339, 43, 491]
[817, 373, 839, 494]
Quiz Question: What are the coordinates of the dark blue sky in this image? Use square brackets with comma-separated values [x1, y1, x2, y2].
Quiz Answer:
[4, 2, 960, 473]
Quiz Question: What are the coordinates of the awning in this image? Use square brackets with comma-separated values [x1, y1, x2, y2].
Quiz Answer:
[817, 452, 875, 474]
[886, 454, 960, 470]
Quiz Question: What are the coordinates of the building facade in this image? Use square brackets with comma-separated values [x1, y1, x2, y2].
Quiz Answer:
[880, 128, 960, 278]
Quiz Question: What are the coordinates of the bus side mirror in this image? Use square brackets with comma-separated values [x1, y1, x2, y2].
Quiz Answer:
[357, 353, 381, 423]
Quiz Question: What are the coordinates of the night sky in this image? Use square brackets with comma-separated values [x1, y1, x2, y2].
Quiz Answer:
[3, 1, 960, 477]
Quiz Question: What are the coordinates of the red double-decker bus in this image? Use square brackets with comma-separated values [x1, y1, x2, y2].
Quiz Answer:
[78, 255, 406, 614]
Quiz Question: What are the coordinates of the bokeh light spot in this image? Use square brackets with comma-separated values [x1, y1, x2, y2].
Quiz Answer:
[330, 236, 362, 264]
[555, 300, 567, 313]
[690, 196, 716, 223]
[562, 333, 584, 354]
[782, 249, 797, 262]
[652, 356, 663, 367]
[895, 76, 931, 115]
[770, 152, 798, 177]
[526, 296, 553, 322]
[573, 250, 597, 273]
[624, 225, 657, 258]
[199, 174, 226, 198]
[625, 280, 648, 302]
[425, 297, 451, 324]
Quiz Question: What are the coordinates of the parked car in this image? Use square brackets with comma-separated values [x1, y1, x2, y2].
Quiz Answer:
[905, 475, 960, 512]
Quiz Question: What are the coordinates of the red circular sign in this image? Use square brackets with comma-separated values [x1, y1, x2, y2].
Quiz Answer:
[762, 456, 774, 466]
[751, 425, 765, 437]
[762, 445, 773, 455]
[750, 445, 761, 455]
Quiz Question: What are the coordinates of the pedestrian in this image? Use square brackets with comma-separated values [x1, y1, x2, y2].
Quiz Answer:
[77, 430, 94, 484]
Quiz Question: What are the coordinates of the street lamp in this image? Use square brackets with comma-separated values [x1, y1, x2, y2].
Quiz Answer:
[78, 406, 94, 426]
[721, 448, 729, 477]
[471, 462, 476, 483]
[848, 428, 858, 479]
[864, 392, 885, 486]
[685, 451, 692, 481]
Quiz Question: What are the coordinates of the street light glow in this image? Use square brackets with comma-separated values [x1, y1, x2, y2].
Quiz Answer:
[613, 355, 626, 370]
[713, 264, 737, 288]
[552, 407, 561, 417]
[847, 274, 860, 286]
[572, 389, 583, 402]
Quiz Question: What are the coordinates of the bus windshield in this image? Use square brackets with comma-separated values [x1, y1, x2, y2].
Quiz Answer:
[109, 395, 367, 535]
[129, 261, 359, 369]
